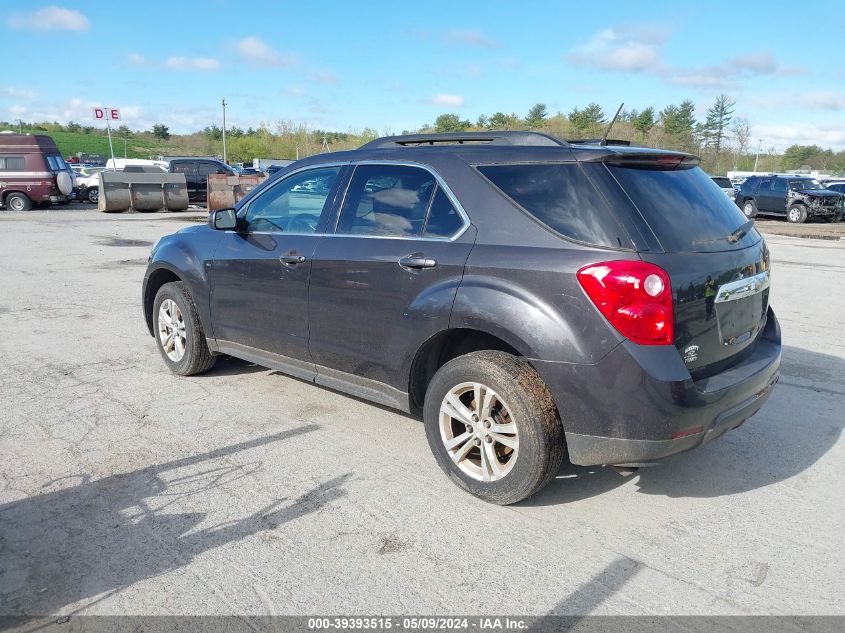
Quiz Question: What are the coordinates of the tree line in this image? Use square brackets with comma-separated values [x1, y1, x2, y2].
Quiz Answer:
[3, 96, 844, 175]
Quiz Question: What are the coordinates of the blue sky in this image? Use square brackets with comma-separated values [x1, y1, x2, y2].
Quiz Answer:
[2, 0, 844, 149]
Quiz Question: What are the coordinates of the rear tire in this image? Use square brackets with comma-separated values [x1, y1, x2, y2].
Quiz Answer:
[741, 199, 757, 218]
[787, 204, 808, 224]
[87, 187, 99, 204]
[423, 350, 565, 505]
[152, 282, 216, 376]
[5, 193, 32, 212]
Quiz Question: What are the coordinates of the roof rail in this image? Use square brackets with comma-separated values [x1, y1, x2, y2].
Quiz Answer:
[567, 138, 632, 147]
[359, 131, 568, 150]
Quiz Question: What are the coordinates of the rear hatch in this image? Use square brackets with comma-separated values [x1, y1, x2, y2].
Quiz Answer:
[599, 155, 770, 377]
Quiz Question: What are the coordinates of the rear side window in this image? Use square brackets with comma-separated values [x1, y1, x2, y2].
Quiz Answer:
[0, 156, 25, 170]
[477, 163, 628, 247]
[198, 162, 227, 177]
[607, 165, 759, 253]
[711, 177, 731, 188]
[171, 162, 193, 174]
[336, 165, 436, 237]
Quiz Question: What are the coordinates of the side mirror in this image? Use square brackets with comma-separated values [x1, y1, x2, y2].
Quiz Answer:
[209, 208, 237, 230]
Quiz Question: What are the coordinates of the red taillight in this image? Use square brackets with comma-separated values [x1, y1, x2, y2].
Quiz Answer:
[577, 260, 674, 346]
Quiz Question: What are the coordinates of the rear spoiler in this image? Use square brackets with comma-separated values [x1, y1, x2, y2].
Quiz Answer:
[585, 152, 700, 170]
[567, 138, 631, 146]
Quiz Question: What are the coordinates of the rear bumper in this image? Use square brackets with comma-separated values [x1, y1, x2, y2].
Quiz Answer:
[531, 307, 781, 466]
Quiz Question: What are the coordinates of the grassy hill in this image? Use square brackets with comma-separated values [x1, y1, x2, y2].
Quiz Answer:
[0, 126, 176, 160]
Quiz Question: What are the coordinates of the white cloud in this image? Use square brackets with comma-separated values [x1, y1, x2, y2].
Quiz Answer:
[445, 29, 501, 49]
[801, 91, 845, 111]
[165, 56, 221, 71]
[7, 6, 89, 32]
[568, 25, 668, 72]
[429, 94, 465, 107]
[234, 36, 296, 68]
[285, 86, 306, 97]
[311, 70, 340, 86]
[126, 52, 146, 66]
[1, 86, 37, 99]
[752, 122, 845, 151]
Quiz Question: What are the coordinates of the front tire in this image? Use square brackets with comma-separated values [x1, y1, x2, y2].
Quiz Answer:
[787, 204, 808, 224]
[153, 282, 216, 376]
[87, 187, 99, 204]
[423, 350, 565, 505]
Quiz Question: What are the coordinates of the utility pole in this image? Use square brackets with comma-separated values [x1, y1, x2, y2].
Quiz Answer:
[124, 131, 128, 158]
[221, 97, 227, 164]
[105, 108, 116, 170]
[753, 139, 762, 172]
[17, 119, 23, 134]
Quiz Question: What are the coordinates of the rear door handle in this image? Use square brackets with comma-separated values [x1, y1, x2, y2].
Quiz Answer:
[280, 253, 307, 265]
[399, 254, 436, 269]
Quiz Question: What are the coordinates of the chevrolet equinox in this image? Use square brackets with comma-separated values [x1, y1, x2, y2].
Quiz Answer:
[143, 132, 781, 504]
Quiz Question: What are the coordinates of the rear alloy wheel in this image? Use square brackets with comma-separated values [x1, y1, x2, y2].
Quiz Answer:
[741, 199, 757, 218]
[787, 204, 808, 224]
[424, 350, 565, 505]
[87, 187, 99, 204]
[5, 193, 32, 212]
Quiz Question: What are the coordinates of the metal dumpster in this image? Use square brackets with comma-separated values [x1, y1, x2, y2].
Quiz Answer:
[98, 171, 189, 213]
[207, 173, 268, 211]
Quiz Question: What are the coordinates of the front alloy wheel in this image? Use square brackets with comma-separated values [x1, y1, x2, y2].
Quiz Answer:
[157, 298, 187, 362]
[440, 382, 519, 482]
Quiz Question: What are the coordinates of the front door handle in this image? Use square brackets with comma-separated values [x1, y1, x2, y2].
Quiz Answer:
[399, 254, 436, 269]
[280, 253, 307, 265]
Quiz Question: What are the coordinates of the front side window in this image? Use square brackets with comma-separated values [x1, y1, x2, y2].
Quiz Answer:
[336, 165, 436, 237]
[772, 178, 787, 192]
[244, 166, 340, 233]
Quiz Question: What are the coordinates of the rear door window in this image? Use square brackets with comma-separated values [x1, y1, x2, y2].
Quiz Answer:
[335, 164, 436, 237]
[476, 163, 629, 248]
[606, 164, 759, 253]
[198, 162, 227, 177]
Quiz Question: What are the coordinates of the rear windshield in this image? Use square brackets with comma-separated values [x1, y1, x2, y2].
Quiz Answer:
[711, 177, 732, 188]
[476, 163, 630, 248]
[607, 165, 759, 252]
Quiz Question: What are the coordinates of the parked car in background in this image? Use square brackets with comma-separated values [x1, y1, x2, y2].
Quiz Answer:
[0, 133, 74, 210]
[143, 131, 781, 504]
[736, 175, 844, 223]
[73, 166, 107, 204]
[711, 176, 737, 199]
[165, 157, 237, 204]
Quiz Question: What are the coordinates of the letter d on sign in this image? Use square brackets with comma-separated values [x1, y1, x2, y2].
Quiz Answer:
[93, 107, 104, 120]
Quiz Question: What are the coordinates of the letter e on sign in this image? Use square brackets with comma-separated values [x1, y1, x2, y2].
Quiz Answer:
[93, 107, 105, 120]
[109, 109, 120, 120]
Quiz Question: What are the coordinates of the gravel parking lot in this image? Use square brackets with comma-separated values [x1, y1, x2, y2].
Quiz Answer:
[0, 207, 843, 617]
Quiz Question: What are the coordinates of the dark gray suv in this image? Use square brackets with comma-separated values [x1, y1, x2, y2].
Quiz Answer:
[143, 132, 781, 504]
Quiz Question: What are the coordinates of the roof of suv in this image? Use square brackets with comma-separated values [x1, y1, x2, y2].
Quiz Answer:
[295, 132, 697, 169]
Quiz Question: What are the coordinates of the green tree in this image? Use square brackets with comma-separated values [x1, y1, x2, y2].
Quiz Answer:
[569, 103, 606, 136]
[434, 113, 471, 133]
[116, 124, 132, 138]
[151, 123, 171, 140]
[699, 94, 735, 153]
[525, 103, 548, 129]
[661, 100, 696, 135]
[203, 124, 223, 141]
[65, 120, 81, 133]
[476, 114, 489, 128]
[487, 112, 511, 129]
[631, 107, 655, 137]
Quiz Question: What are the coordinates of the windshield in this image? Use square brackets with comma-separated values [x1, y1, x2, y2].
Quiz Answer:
[789, 179, 824, 190]
[711, 177, 732, 188]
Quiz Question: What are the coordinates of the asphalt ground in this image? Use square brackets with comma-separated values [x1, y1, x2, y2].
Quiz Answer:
[0, 206, 842, 617]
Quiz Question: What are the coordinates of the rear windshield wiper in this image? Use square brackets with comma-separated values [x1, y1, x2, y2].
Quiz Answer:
[727, 219, 755, 244]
